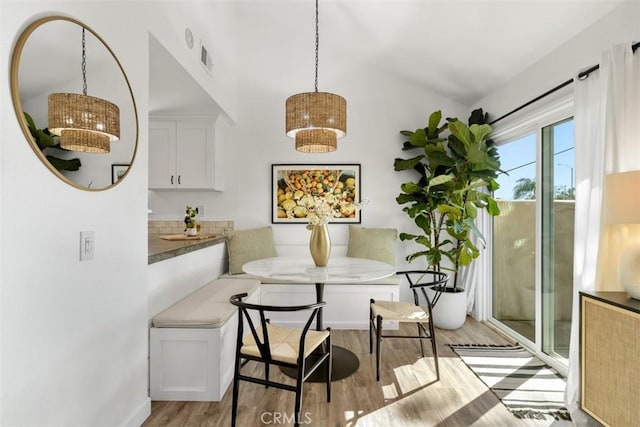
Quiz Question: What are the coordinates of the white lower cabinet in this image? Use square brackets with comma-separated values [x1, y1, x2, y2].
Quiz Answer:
[149, 118, 218, 190]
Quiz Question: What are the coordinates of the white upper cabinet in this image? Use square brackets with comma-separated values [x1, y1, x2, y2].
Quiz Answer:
[149, 120, 177, 189]
[149, 117, 220, 190]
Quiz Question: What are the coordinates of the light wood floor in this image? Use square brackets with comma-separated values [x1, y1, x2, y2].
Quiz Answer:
[143, 317, 567, 427]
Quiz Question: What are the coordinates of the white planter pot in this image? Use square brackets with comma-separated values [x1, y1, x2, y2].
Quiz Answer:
[426, 286, 467, 330]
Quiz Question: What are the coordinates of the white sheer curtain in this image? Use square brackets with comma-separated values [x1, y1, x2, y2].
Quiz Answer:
[565, 43, 640, 423]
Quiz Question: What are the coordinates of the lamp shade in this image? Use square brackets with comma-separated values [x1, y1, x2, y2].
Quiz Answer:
[603, 171, 640, 224]
[58, 129, 111, 153]
[295, 129, 337, 153]
[48, 92, 120, 154]
[286, 92, 346, 136]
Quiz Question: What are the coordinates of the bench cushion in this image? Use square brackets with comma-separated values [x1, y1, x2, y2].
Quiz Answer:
[152, 278, 261, 328]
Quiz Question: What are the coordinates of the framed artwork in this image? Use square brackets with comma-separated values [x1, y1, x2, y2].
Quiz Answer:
[272, 164, 362, 224]
[111, 163, 129, 184]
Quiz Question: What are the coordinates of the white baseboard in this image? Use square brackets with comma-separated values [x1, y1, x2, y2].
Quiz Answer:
[125, 397, 151, 427]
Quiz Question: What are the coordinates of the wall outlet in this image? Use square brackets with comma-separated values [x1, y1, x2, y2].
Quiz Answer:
[80, 231, 95, 261]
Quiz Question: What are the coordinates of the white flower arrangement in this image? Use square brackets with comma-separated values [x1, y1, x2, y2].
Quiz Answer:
[301, 193, 370, 227]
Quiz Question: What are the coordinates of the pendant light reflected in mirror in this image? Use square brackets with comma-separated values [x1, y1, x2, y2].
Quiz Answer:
[48, 27, 120, 154]
[10, 16, 138, 191]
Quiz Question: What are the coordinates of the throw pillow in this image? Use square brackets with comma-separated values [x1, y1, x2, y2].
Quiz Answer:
[346, 225, 397, 265]
[225, 226, 277, 274]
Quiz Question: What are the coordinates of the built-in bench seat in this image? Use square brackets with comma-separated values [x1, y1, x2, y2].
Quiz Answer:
[149, 225, 401, 402]
[149, 278, 260, 402]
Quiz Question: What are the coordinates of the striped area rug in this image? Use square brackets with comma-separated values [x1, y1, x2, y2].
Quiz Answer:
[450, 345, 571, 421]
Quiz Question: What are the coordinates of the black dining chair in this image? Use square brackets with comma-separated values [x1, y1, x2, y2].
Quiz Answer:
[229, 293, 332, 427]
[369, 270, 448, 381]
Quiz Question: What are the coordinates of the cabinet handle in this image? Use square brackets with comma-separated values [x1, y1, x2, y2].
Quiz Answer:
[171, 175, 174, 185]
[178, 175, 181, 185]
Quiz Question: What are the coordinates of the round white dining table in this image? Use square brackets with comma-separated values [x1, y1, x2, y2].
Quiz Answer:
[242, 255, 396, 381]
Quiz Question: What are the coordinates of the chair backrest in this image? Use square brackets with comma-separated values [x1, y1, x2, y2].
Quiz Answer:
[397, 270, 449, 315]
[229, 293, 326, 363]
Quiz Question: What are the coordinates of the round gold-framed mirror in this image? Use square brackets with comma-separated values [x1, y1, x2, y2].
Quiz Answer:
[10, 16, 138, 191]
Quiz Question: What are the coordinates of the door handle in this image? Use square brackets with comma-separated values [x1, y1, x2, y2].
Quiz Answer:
[170, 175, 174, 185]
[178, 175, 181, 185]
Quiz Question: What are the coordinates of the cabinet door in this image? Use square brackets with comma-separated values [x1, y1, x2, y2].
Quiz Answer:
[581, 295, 640, 426]
[149, 121, 177, 189]
[176, 121, 214, 189]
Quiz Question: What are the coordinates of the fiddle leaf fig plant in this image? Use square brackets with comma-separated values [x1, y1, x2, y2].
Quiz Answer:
[394, 109, 501, 292]
[24, 112, 81, 172]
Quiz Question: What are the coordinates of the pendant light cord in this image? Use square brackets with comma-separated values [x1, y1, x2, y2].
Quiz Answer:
[314, 0, 319, 92]
[81, 27, 88, 96]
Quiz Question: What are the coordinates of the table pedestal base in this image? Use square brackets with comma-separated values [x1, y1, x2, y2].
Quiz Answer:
[281, 345, 359, 382]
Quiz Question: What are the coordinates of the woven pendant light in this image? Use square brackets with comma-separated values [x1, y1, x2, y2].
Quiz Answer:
[285, 0, 346, 153]
[48, 27, 120, 154]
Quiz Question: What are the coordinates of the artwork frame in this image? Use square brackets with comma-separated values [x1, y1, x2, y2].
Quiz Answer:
[272, 164, 362, 224]
[111, 163, 129, 184]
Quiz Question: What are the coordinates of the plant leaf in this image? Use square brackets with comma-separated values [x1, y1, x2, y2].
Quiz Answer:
[486, 197, 501, 216]
[408, 128, 427, 147]
[24, 112, 37, 131]
[465, 200, 477, 218]
[394, 156, 423, 171]
[447, 119, 472, 145]
[427, 110, 442, 139]
[428, 173, 454, 188]
[468, 108, 488, 126]
[46, 156, 81, 171]
[469, 123, 492, 144]
[414, 214, 432, 236]
[399, 181, 421, 194]
[424, 145, 456, 167]
[399, 232, 419, 242]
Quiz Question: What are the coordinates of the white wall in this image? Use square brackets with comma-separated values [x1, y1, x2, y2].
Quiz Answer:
[145, 1, 237, 121]
[469, 0, 639, 320]
[0, 1, 235, 426]
[10, 2, 633, 422]
[474, 0, 640, 122]
[149, 2, 469, 301]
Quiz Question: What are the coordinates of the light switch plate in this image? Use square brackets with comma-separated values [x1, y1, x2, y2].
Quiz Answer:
[80, 231, 95, 261]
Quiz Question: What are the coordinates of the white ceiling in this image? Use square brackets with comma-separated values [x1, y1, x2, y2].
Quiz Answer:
[261, 0, 626, 105]
[148, 0, 626, 112]
[16, 19, 116, 102]
[13, 2, 627, 115]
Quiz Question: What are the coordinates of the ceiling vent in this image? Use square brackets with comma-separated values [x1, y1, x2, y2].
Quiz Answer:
[200, 42, 213, 75]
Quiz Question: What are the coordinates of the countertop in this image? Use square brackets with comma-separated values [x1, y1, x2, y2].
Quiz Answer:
[580, 290, 640, 314]
[148, 233, 225, 265]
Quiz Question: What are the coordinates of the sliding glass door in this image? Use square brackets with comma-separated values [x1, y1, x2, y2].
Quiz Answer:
[492, 133, 537, 342]
[542, 118, 574, 360]
[491, 117, 574, 366]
